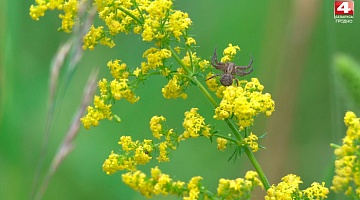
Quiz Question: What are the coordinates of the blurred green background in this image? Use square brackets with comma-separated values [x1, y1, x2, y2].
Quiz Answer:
[1, 0, 360, 199]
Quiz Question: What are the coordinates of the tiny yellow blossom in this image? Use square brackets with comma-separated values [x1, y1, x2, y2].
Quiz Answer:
[161, 75, 187, 99]
[110, 79, 140, 103]
[107, 59, 129, 79]
[102, 151, 121, 175]
[80, 95, 112, 129]
[133, 67, 142, 77]
[185, 37, 196, 46]
[156, 142, 170, 162]
[216, 137, 228, 151]
[58, 0, 78, 33]
[142, 48, 172, 73]
[83, 26, 109, 50]
[150, 115, 166, 139]
[217, 171, 262, 199]
[118, 136, 136, 152]
[265, 174, 328, 200]
[214, 78, 275, 130]
[98, 78, 108, 97]
[331, 111, 360, 198]
[134, 145, 152, 165]
[243, 132, 259, 152]
[167, 10, 192, 40]
[221, 43, 240, 62]
[179, 108, 211, 140]
[184, 176, 202, 200]
[303, 182, 329, 199]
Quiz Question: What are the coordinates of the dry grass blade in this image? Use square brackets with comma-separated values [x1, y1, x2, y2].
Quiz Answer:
[31, 1, 97, 199]
[36, 68, 99, 200]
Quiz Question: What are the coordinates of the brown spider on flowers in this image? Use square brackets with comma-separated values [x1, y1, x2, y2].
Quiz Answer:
[206, 48, 253, 86]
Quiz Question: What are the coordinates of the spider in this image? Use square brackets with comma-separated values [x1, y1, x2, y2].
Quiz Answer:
[206, 48, 253, 86]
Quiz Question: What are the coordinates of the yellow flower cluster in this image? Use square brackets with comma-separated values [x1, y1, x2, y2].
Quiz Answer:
[102, 136, 154, 174]
[216, 137, 228, 151]
[107, 59, 129, 79]
[181, 52, 210, 72]
[221, 43, 240, 62]
[243, 132, 259, 152]
[185, 176, 202, 200]
[331, 111, 360, 198]
[81, 77, 138, 129]
[217, 171, 263, 199]
[265, 174, 329, 200]
[82, 25, 115, 50]
[162, 75, 187, 99]
[205, 72, 226, 98]
[110, 79, 139, 103]
[102, 151, 121, 175]
[149, 116, 178, 162]
[179, 108, 211, 140]
[29, 0, 78, 32]
[122, 166, 187, 198]
[86, 0, 192, 49]
[214, 78, 275, 130]
[141, 47, 172, 73]
[167, 10, 192, 41]
[149, 115, 166, 139]
[80, 95, 112, 130]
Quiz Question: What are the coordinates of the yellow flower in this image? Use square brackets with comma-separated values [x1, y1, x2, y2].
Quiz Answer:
[102, 151, 121, 175]
[118, 136, 136, 152]
[331, 111, 360, 198]
[265, 174, 328, 200]
[214, 78, 275, 130]
[179, 108, 211, 140]
[134, 145, 152, 165]
[122, 170, 153, 198]
[161, 75, 187, 99]
[58, 0, 78, 33]
[149, 115, 166, 139]
[107, 60, 129, 79]
[221, 43, 240, 62]
[184, 176, 202, 200]
[185, 37, 196, 46]
[303, 182, 329, 199]
[98, 78, 108, 98]
[133, 67, 142, 77]
[110, 79, 140, 103]
[83, 26, 109, 50]
[80, 95, 112, 129]
[29, 4, 48, 21]
[243, 132, 259, 152]
[142, 48, 172, 73]
[156, 142, 170, 162]
[217, 171, 262, 199]
[167, 10, 192, 40]
[216, 137, 227, 151]
[116, 136, 154, 170]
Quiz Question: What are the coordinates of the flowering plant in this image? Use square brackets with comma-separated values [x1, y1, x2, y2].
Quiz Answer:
[29, 0, 359, 199]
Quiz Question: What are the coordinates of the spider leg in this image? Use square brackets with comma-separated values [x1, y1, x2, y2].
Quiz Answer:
[211, 48, 219, 66]
[235, 55, 253, 70]
[206, 74, 221, 81]
[237, 69, 253, 76]
[235, 55, 254, 76]
[211, 48, 227, 71]
[234, 76, 239, 86]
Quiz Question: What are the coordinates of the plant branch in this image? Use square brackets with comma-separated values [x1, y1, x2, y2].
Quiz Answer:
[168, 44, 270, 190]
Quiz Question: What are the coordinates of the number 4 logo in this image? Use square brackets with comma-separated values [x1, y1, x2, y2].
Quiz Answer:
[335, 1, 354, 15]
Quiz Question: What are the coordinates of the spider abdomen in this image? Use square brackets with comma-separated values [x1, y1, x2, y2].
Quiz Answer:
[220, 74, 233, 86]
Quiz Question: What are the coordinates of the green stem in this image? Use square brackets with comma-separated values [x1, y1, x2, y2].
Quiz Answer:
[118, 6, 143, 25]
[168, 45, 270, 190]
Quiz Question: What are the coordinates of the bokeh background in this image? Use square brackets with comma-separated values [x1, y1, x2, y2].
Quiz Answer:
[1, 0, 360, 199]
